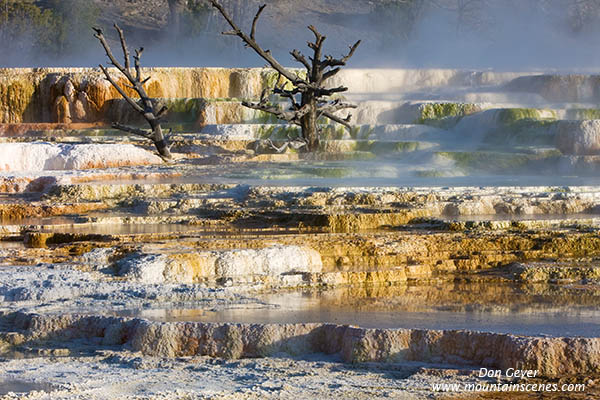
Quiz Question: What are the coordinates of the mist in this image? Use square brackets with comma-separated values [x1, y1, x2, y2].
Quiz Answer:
[2, 0, 600, 71]
[125, 0, 600, 71]
[390, 0, 600, 71]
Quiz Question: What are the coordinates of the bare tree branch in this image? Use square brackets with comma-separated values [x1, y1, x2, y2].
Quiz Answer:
[242, 100, 310, 126]
[273, 86, 301, 109]
[317, 99, 358, 115]
[209, 0, 308, 87]
[322, 67, 341, 81]
[112, 122, 153, 138]
[316, 86, 348, 97]
[322, 40, 361, 68]
[210, 1, 361, 151]
[321, 111, 352, 129]
[290, 49, 312, 73]
[134, 48, 144, 82]
[267, 137, 307, 153]
[114, 24, 131, 72]
[94, 25, 172, 160]
[251, 4, 266, 40]
[93, 27, 119, 68]
[156, 105, 169, 120]
[97, 64, 144, 114]
[307, 25, 325, 57]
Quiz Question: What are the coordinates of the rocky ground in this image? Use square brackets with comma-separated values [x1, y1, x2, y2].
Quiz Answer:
[2, 168, 600, 398]
[0, 352, 493, 399]
[2, 66, 600, 398]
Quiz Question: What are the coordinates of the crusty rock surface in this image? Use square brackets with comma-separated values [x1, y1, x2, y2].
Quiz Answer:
[0, 143, 162, 172]
[0, 350, 472, 400]
[0, 264, 256, 315]
[556, 120, 600, 155]
[117, 245, 323, 285]
[4, 312, 599, 379]
[511, 261, 600, 282]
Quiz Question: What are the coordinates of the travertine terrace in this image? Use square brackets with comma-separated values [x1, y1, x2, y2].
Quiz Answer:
[2, 67, 600, 398]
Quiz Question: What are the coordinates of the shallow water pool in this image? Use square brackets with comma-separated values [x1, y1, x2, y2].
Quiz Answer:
[118, 281, 600, 337]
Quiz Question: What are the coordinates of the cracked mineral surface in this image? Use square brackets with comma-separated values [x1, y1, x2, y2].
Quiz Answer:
[1, 67, 600, 399]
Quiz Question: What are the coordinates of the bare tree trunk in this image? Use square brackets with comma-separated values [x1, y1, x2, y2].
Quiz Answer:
[301, 95, 319, 151]
[209, 1, 360, 153]
[94, 25, 172, 161]
[149, 120, 170, 158]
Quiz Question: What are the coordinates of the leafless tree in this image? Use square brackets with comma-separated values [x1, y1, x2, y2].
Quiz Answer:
[93, 24, 172, 161]
[209, 0, 360, 152]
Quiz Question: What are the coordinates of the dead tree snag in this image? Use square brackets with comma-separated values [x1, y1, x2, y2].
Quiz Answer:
[209, 1, 360, 152]
[93, 24, 172, 161]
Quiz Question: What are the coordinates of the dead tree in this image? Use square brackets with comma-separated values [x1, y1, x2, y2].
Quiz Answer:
[93, 24, 172, 160]
[209, 0, 360, 152]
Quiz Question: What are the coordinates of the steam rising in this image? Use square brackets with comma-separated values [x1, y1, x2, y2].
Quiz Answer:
[2, 0, 600, 70]
[396, 0, 600, 70]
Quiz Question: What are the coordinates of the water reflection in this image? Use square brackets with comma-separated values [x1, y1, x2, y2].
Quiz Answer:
[119, 281, 600, 337]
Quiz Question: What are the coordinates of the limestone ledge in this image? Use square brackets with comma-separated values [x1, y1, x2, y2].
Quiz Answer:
[556, 120, 600, 155]
[0, 143, 163, 172]
[0, 175, 58, 193]
[42, 183, 600, 217]
[2, 312, 598, 378]
[40, 183, 235, 204]
[511, 261, 600, 282]
[0, 170, 184, 194]
[0, 202, 107, 220]
[117, 245, 323, 285]
[113, 245, 422, 287]
[11, 229, 600, 280]
[0, 67, 533, 124]
[0, 68, 282, 124]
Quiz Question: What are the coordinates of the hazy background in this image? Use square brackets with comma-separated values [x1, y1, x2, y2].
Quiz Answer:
[2, 0, 600, 70]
